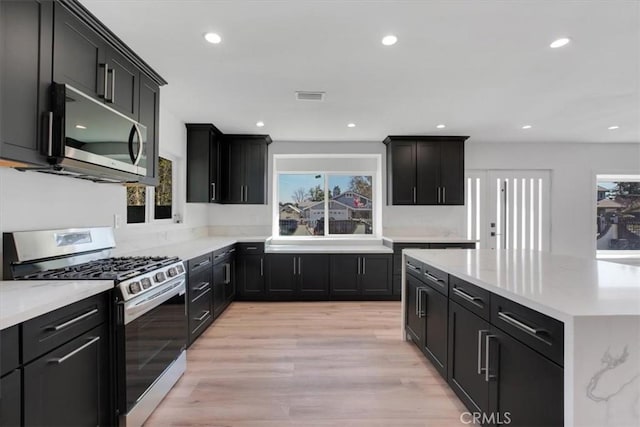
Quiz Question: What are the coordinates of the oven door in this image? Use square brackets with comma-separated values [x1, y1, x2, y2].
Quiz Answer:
[120, 277, 186, 413]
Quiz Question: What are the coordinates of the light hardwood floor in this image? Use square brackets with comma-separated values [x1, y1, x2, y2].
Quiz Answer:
[145, 302, 467, 427]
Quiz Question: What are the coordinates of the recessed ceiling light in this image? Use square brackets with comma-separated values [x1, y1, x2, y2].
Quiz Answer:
[347, 123, 356, 128]
[522, 125, 532, 129]
[608, 125, 620, 130]
[204, 32, 222, 44]
[381, 35, 398, 46]
[550, 37, 570, 48]
[436, 124, 446, 129]
[256, 121, 265, 128]
[75, 124, 87, 129]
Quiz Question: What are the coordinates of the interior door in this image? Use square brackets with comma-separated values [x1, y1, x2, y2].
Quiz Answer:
[466, 170, 551, 251]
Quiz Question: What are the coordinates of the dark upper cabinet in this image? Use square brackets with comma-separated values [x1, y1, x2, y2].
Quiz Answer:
[138, 74, 160, 185]
[186, 124, 222, 202]
[330, 254, 392, 298]
[0, 0, 52, 166]
[53, 2, 107, 101]
[221, 135, 271, 204]
[104, 48, 139, 119]
[384, 136, 468, 206]
[265, 254, 330, 300]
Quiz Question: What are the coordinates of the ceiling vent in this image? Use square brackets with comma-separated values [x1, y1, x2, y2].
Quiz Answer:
[295, 91, 325, 101]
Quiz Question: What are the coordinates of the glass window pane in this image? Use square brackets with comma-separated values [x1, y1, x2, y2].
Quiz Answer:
[597, 180, 640, 251]
[154, 157, 173, 220]
[327, 175, 373, 235]
[127, 186, 146, 224]
[278, 174, 325, 236]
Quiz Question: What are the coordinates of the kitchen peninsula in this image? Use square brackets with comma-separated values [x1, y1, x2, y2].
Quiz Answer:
[402, 249, 640, 427]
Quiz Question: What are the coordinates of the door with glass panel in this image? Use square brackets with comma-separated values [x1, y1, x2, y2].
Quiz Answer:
[466, 170, 551, 251]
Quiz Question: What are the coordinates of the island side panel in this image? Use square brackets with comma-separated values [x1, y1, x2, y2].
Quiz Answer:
[572, 315, 640, 427]
[400, 251, 407, 340]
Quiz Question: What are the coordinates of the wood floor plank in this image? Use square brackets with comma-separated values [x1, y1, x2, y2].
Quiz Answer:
[144, 302, 467, 427]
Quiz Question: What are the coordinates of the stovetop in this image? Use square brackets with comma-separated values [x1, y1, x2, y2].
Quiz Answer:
[20, 256, 180, 282]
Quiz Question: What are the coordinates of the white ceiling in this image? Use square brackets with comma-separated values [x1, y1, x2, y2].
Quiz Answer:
[80, 0, 639, 144]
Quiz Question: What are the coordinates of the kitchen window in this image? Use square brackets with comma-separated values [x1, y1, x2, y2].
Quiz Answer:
[596, 174, 640, 257]
[127, 156, 177, 224]
[273, 154, 381, 238]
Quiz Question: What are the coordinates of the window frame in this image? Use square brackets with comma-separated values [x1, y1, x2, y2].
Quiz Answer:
[594, 173, 640, 259]
[272, 154, 382, 240]
[126, 154, 179, 226]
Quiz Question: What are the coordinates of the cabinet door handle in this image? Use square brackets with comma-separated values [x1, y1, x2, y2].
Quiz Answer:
[105, 68, 114, 103]
[48, 308, 99, 331]
[293, 257, 296, 275]
[453, 287, 482, 304]
[195, 282, 210, 292]
[477, 329, 489, 374]
[417, 287, 427, 318]
[413, 187, 417, 204]
[100, 63, 108, 99]
[415, 285, 420, 316]
[111, 67, 116, 104]
[497, 312, 544, 336]
[49, 336, 100, 364]
[245, 185, 249, 202]
[194, 311, 210, 322]
[298, 257, 302, 276]
[246, 246, 257, 250]
[260, 258, 264, 276]
[437, 187, 440, 204]
[362, 258, 366, 275]
[211, 183, 216, 201]
[357, 257, 361, 275]
[46, 111, 54, 156]
[225, 263, 231, 284]
[485, 334, 496, 382]
[442, 186, 446, 204]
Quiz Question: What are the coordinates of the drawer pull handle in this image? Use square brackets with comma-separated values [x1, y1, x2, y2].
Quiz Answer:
[424, 272, 443, 284]
[48, 308, 99, 331]
[49, 336, 100, 364]
[194, 311, 210, 322]
[191, 287, 211, 302]
[195, 259, 211, 269]
[497, 312, 544, 336]
[453, 287, 482, 303]
[246, 246, 257, 250]
[406, 263, 420, 272]
[195, 282, 210, 292]
[228, 248, 236, 253]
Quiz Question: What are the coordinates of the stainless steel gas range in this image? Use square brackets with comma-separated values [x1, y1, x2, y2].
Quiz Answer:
[3, 227, 187, 426]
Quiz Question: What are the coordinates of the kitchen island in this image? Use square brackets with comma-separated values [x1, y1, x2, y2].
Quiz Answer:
[401, 249, 640, 427]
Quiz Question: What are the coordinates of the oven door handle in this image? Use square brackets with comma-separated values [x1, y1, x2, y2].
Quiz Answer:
[123, 277, 185, 325]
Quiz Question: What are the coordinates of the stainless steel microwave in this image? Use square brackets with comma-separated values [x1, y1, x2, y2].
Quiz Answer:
[45, 83, 148, 182]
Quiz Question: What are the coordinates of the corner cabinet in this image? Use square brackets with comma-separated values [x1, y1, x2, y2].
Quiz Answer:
[138, 74, 160, 185]
[384, 136, 468, 205]
[221, 135, 271, 204]
[186, 124, 223, 202]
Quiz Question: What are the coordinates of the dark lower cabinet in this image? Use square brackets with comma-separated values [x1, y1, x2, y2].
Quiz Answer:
[237, 254, 265, 299]
[265, 254, 330, 300]
[213, 251, 235, 318]
[24, 323, 110, 427]
[187, 262, 213, 346]
[330, 254, 392, 299]
[405, 275, 424, 343]
[448, 300, 491, 415]
[0, 369, 21, 427]
[487, 327, 563, 427]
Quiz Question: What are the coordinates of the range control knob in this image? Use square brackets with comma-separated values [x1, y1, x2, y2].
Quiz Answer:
[141, 278, 152, 289]
[176, 264, 184, 274]
[154, 272, 166, 283]
[129, 282, 142, 294]
[167, 267, 177, 277]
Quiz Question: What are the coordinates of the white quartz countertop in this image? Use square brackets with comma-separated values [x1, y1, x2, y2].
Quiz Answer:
[0, 280, 114, 330]
[383, 236, 478, 244]
[403, 249, 640, 321]
[266, 244, 393, 254]
[115, 236, 269, 261]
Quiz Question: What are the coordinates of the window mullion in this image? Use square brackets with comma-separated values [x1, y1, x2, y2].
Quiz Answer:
[324, 174, 329, 236]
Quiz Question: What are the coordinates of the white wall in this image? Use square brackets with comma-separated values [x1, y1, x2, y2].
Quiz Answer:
[0, 102, 209, 262]
[208, 140, 640, 258]
[465, 142, 640, 258]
